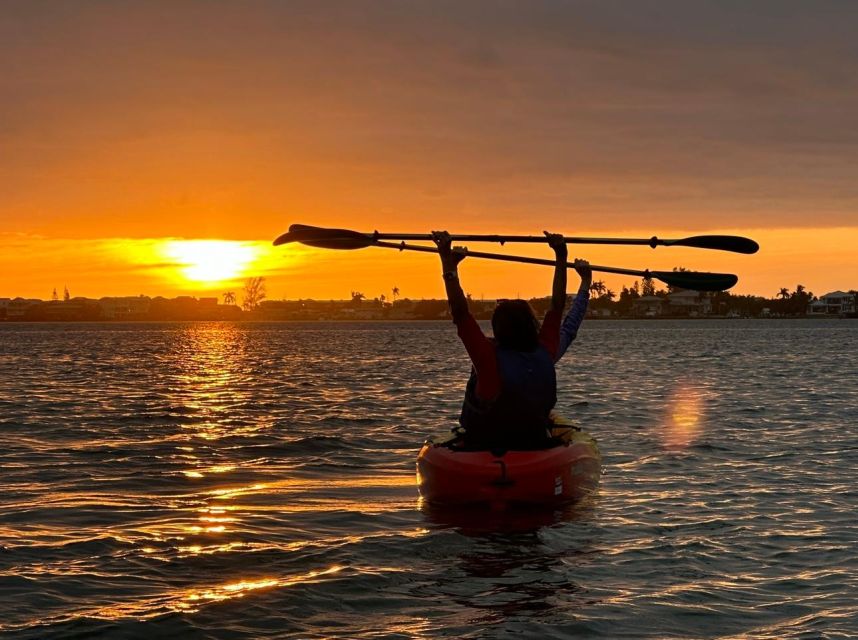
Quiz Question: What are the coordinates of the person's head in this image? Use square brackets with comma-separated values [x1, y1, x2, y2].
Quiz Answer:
[491, 299, 540, 350]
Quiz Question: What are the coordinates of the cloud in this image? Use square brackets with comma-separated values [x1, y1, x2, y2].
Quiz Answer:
[1, 1, 857, 236]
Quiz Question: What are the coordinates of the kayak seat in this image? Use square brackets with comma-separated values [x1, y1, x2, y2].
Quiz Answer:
[425, 416, 583, 452]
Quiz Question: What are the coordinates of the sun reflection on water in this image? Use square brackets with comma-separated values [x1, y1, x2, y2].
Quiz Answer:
[30, 566, 349, 625]
[662, 383, 712, 450]
[113, 324, 420, 624]
[164, 323, 266, 542]
[179, 566, 345, 611]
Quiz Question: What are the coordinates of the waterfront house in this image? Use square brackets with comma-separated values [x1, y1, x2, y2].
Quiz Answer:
[5, 298, 42, 320]
[632, 295, 666, 317]
[666, 290, 711, 317]
[808, 291, 857, 316]
[99, 296, 152, 320]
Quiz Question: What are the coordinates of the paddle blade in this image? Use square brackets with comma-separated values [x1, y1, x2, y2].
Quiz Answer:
[669, 235, 760, 254]
[651, 270, 738, 291]
[273, 224, 375, 249]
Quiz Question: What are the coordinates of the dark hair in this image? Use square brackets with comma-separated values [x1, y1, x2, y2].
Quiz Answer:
[491, 299, 540, 350]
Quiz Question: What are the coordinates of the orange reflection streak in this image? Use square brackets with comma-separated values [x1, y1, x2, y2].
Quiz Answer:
[184, 578, 280, 604]
[172, 527, 430, 558]
[205, 474, 415, 502]
[171, 323, 270, 443]
[186, 525, 227, 534]
[167, 323, 264, 538]
[179, 566, 343, 612]
[662, 383, 711, 450]
[13, 566, 347, 628]
[161, 325, 420, 543]
[208, 475, 415, 495]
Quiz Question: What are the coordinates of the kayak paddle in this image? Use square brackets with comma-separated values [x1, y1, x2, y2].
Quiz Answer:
[274, 225, 739, 291]
[275, 224, 759, 254]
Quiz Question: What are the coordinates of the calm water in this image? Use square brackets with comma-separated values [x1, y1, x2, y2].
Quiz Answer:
[1, 320, 857, 639]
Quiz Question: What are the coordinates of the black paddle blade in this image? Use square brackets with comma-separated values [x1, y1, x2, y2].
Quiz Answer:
[651, 270, 738, 292]
[668, 235, 759, 254]
[273, 224, 375, 249]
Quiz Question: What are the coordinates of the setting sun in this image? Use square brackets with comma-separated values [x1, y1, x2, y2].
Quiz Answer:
[161, 240, 260, 285]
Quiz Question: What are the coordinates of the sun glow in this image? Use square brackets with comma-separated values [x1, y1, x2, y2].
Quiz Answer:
[663, 384, 710, 450]
[162, 240, 260, 284]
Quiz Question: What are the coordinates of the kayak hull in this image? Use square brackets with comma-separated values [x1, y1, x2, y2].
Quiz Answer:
[416, 429, 601, 507]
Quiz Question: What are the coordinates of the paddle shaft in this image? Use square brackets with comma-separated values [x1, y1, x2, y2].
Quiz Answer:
[377, 233, 688, 247]
[373, 239, 649, 279]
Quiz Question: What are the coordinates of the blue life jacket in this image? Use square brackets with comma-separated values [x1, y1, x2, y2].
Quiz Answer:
[459, 344, 556, 449]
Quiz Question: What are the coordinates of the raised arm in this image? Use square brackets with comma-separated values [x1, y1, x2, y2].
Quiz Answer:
[574, 258, 593, 299]
[544, 231, 568, 313]
[432, 230, 469, 322]
[557, 259, 593, 361]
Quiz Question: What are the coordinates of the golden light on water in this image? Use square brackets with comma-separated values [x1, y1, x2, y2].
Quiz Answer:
[663, 384, 708, 450]
[180, 566, 345, 610]
[185, 578, 280, 603]
[56, 567, 347, 622]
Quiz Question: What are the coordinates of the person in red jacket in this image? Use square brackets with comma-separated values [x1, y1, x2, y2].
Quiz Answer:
[432, 230, 578, 449]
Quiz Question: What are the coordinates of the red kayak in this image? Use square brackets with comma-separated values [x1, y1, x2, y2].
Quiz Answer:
[416, 427, 601, 508]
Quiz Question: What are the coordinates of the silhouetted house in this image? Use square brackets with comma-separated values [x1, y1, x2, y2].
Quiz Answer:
[257, 300, 306, 320]
[297, 299, 347, 320]
[148, 296, 205, 320]
[412, 299, 450, 320]
[99, 296, 151, 320]
[585, 306, 612, 317]
[388, 299, 417, 320]
[339, 306, 384, 320]
[215, 304, 242, 320]
[25, 297, 103, 321]
[632, 295, 665, 317]
[808, 291, 856, 316]
[666, 290, 711, 317]
[6, 298, 42, 320]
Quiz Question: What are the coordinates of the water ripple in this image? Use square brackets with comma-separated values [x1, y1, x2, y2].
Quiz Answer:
[1, 319, 856, 638]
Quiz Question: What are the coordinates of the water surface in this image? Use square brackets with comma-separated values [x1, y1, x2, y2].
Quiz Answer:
[1, 320, 856, 638]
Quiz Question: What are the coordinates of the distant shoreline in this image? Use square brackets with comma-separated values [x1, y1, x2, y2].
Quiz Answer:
[3, 293, 855, 322]
[1, 315, 854, 324]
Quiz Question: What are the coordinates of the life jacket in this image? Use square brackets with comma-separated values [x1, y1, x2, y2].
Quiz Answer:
[459, 344, 556, 449]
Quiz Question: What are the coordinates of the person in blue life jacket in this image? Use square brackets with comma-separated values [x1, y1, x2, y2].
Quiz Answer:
[432, 230, 592, 449]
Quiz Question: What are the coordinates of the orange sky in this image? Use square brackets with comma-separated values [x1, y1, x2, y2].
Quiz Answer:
[2, 2, 857, 300]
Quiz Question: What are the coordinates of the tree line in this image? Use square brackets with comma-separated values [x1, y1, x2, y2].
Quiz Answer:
[584, 276, 848, 317]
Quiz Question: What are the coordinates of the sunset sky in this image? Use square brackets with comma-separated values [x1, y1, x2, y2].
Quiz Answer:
[2, 1, 857, 301]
